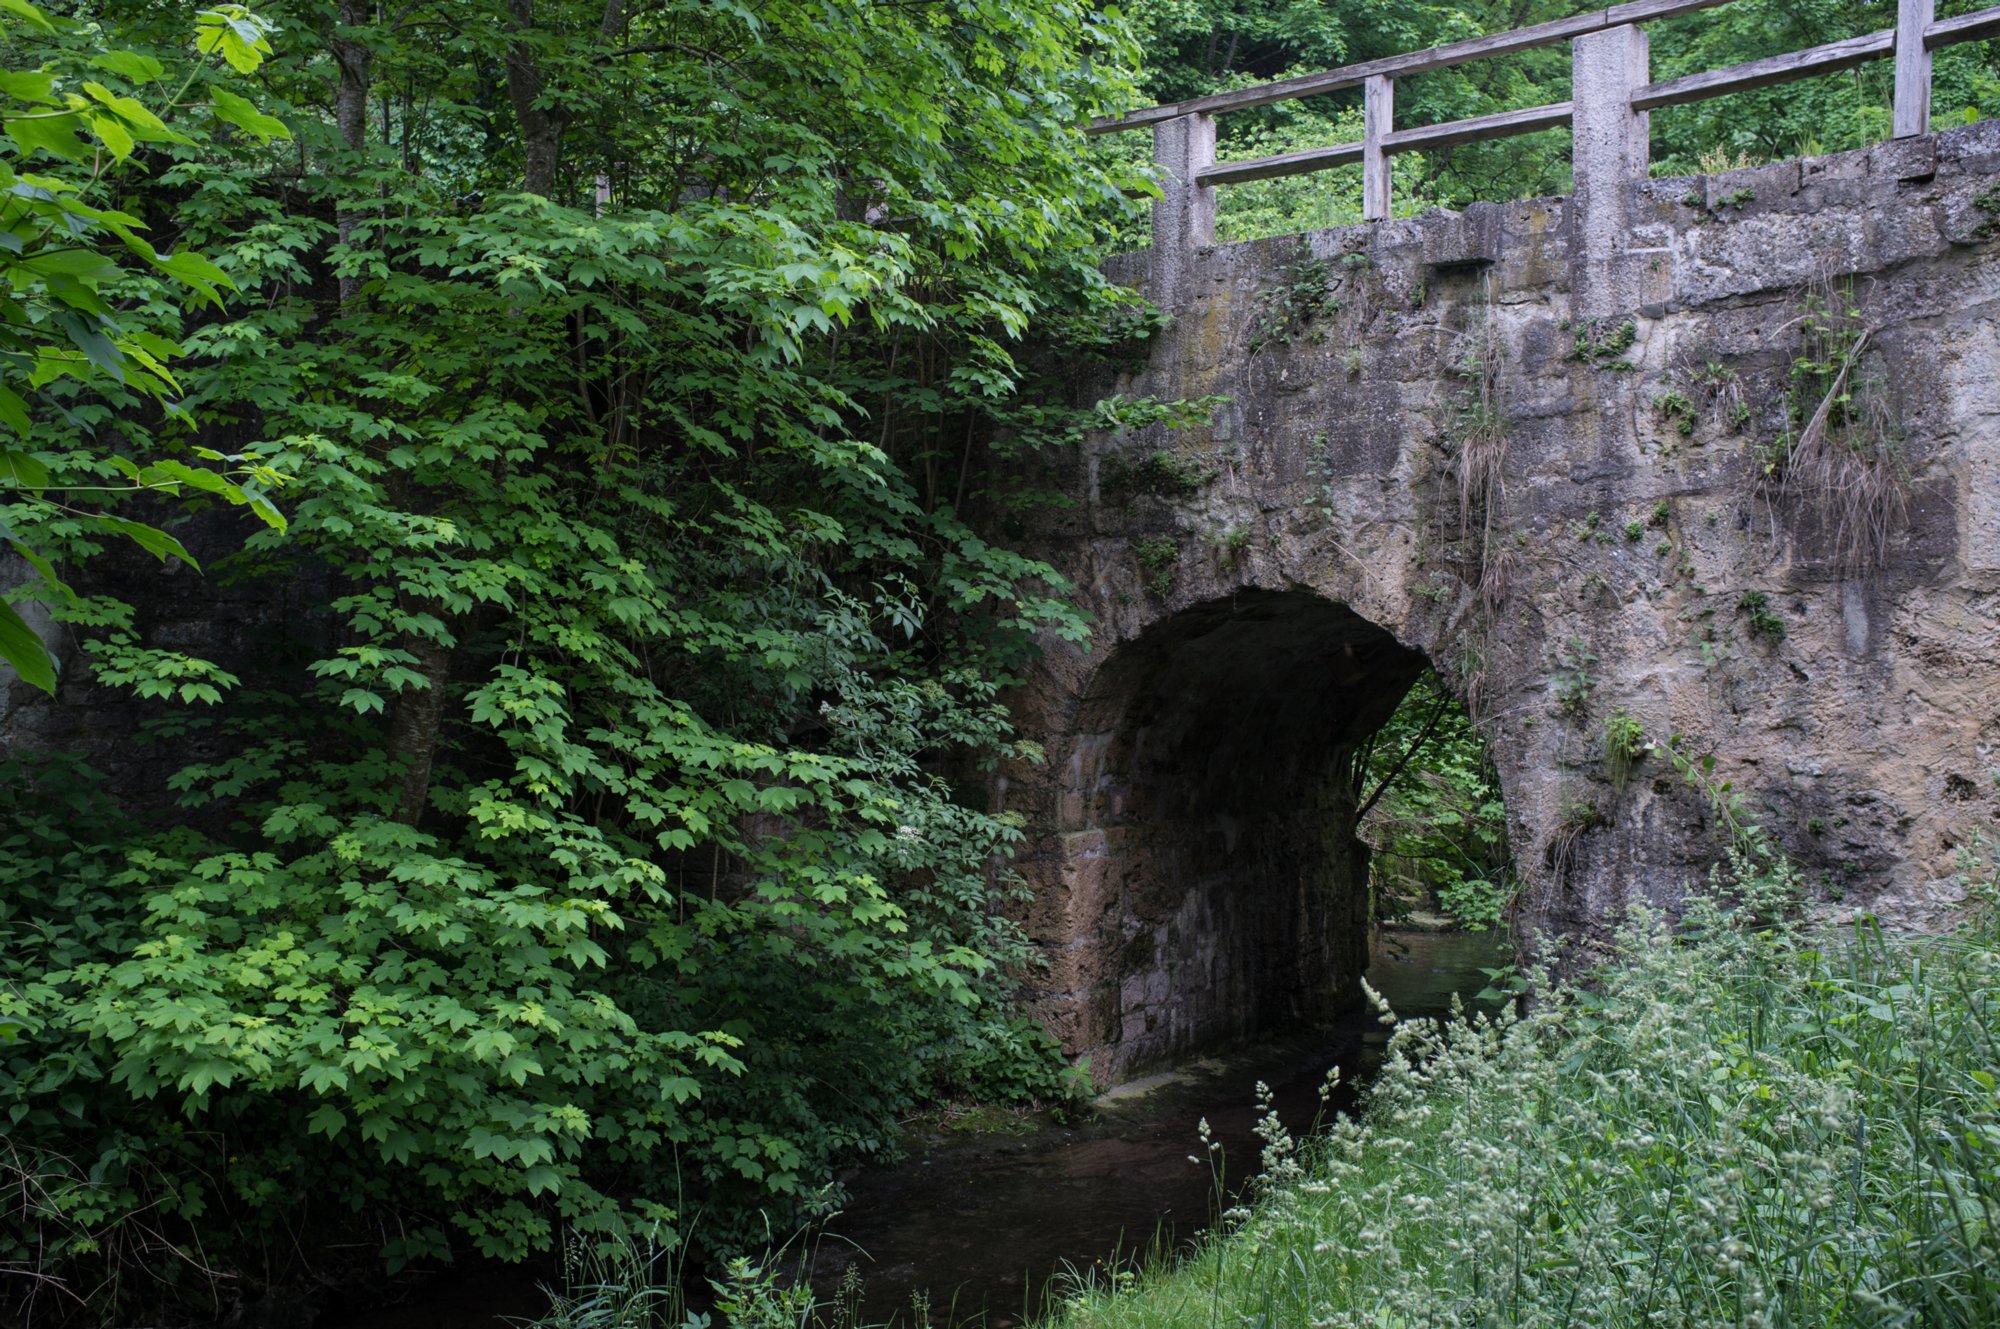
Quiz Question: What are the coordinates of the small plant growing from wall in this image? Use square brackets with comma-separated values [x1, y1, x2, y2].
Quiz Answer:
[1546, 798, 1609, 883]
[1100, 448, 1215, 500]
[1248, 250, 1340, 353]
[1664, 350, 1751, 435]
[1763, 274, 1908, 572]
[1442, 317, 1507, 605]
[1653, 388, 1697, 436]
[1604, 710, 1651, 790]
[1551, 637, 1597, 718]
[1973, 183, 2000, 240]
[1570, 317, 1638, 370]
[1134, 537, 1179, 596]
[1306, 429, 1339, 519]
[1651, 349, 1752, 454]
[1205, 522, 1253, 567]
[1737, 589, 1786, 641]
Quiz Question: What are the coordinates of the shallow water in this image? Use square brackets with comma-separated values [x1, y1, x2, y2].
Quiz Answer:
[801, 927, 1512, 1327]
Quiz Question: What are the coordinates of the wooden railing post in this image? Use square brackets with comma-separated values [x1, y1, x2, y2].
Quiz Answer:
[1363, 75, 1394, 221]
[1894, 0, 1935, 137]
[1152, 113, 1216, 306]
[1570, 23, 1651, 317]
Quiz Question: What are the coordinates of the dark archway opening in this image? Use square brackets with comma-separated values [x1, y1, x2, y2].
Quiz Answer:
[1053, 589, 1429, 1077]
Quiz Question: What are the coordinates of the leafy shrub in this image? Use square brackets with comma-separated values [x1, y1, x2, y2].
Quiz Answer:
[1052, 846, 2000, 1328]
[1356, 671, 1511, 929]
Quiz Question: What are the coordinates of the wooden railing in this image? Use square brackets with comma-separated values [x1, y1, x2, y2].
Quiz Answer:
[1090, 0, 2000, 278]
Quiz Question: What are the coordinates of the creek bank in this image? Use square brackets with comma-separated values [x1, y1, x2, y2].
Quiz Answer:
[806, 927, 1510, 1327]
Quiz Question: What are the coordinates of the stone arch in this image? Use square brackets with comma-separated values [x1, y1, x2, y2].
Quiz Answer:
[1027, 588, 1429, 1080]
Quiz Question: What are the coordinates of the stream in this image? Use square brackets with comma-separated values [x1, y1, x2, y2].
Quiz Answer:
[327, 927, 1508, 1329]
[799, 927, 1512, 1328]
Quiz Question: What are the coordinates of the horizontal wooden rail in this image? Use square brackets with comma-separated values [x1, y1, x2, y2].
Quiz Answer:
[1928, 6, 2000, 44]
[1632, 28, 1895, 111]
[1381, 100, 1575, 153]
[1199, 102, 1575, 187]
[1198, 141, 1363, 187]
[1137, 0, 2000, 311]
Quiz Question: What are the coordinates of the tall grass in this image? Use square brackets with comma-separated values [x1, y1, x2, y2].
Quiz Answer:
[1050, 849, 2000, 1329]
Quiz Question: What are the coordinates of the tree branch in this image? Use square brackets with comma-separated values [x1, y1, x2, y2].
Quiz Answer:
[1357, 691, 1451, 823]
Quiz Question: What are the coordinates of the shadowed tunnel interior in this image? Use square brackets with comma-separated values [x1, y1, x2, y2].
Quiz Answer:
[1045, 589, 1429, 1078]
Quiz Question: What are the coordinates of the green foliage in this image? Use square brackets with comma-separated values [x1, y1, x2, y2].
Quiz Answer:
[1738, 588, 1787, 641]
[1048, 844, 2000, 1328]
[1134, 536, 1180, 595]
[1356, 670, 1511, 930]
[0, 0, 1153, 1315]
[1603, 709, 1650, 790]
[0, 0, 290, 692]
[936, 1010, 1093, 1113]
[1551, 636, 1597, 718]
[1570, 317, 1638, 370]
[1433, 874, 1510, 932]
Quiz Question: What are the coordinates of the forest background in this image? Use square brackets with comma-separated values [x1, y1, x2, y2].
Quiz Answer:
[0, 0, 1993, 1320]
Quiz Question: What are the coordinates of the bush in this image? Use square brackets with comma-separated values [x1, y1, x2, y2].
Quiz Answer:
[1050, 847, 2000, 1328]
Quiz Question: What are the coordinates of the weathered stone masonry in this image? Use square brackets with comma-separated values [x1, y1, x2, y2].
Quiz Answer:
[1004, 121, 2000, 1082]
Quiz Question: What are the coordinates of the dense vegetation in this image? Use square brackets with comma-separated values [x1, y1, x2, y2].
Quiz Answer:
[0, 0, 1150, 1317]
[1354, 671, 1511, 930]
[1052, 844, 2000, 1328]
[2, 0, 1993, 1321]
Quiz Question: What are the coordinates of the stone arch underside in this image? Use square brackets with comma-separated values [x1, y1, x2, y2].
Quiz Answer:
[1027, 589, 1427, 1079]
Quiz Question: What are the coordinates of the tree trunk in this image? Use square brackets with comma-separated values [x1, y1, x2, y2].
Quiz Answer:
[504, 0, 565, 198]
[329, 0, 373, 302]
[390, 633, 454, 825]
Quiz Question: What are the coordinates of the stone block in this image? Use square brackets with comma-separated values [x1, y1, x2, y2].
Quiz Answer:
[1420, 203, 1503, 269]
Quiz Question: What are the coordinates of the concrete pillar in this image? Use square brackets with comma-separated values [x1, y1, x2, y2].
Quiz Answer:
[1151, 113, 1215, 309]
[1570, 25, 1650, 319]
[1894, 0, 1934, 138]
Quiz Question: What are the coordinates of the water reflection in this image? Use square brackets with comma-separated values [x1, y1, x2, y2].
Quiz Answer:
[808, 927, 1512, 1327]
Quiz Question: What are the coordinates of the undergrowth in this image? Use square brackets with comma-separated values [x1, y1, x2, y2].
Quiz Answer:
[1048, 846, 2000, 1329]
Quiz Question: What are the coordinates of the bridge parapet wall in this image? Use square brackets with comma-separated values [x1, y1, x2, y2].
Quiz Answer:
[1007, 120, 2000, 1081]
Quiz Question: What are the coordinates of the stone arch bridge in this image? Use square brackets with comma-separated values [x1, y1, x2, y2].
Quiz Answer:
[1001, 104, 2000, 1080]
